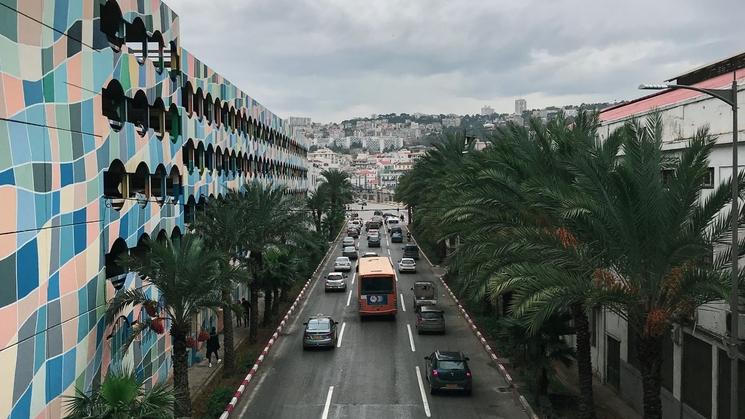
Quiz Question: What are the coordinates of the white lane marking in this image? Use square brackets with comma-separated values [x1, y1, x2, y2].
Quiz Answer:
[337, 322, 347, 347]
[400, 293, 406, 312]
[351, 273, 356, 284]
[321, 386, 334, 419]
[346, 289, 353, 306]
[415, 366, 432, 417]
[387, 248, 391, 255]
[406, 324, 416, 352]
[238, 370, 269, 417]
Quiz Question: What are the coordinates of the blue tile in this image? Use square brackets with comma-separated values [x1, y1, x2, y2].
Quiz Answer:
[45, 355, 63, 402]
[63, 347, 76, 388]
[34, 333, 46, 374]
[16, 239, 38, 300]
[73, 208, 86, 255]
[51, 191, 60, 215]
[10, 385, 31, 419]
[60, 163, 73, 187]
[52, 0, 69, 42]
[22, 80, 43, 107]
[47, 272, 59, 301]
[0, 168, 14, 186]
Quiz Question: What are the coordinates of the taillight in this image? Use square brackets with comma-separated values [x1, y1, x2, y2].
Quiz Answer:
[466, 370, 471, 377]
[432, 370, 439, 377]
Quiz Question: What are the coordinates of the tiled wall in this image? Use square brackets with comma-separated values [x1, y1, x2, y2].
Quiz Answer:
[0, 1, 307, 417]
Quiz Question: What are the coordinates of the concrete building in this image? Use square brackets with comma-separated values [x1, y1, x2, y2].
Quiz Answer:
[442, 117, 462, 128]
[515, 98, 527, 114]
[594, 52, 745, 419]
[481, 105, 495, 116]
[0, 1, 307, 417]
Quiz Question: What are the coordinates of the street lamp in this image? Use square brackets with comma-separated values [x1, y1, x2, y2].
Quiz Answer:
[640, 77, 740, 418]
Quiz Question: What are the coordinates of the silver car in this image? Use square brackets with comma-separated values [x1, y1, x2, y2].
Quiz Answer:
[342, 237, 355, 247]
[302, 315, 338, 349]
[343, 246, 358, 260]
[325, 272, 347, 292]
[334, 256, 352, 272]
[398, 258, 416, 273]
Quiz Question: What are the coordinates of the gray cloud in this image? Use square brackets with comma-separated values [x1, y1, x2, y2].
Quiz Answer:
[165, 0, 745, 122]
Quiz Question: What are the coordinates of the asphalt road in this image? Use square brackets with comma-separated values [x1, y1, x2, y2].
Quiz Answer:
[234, 202, 525, 419]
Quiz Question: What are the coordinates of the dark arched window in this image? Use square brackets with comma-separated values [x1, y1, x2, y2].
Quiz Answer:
[100, 0, 124, 51]
[128, 90, 149, 136]
[102, 79, 126, 131]
[125, 18, 148, 64]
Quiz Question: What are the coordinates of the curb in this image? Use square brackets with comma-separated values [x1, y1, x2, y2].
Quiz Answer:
[219, 225, 345, 418]
[411, 230, 540, 419]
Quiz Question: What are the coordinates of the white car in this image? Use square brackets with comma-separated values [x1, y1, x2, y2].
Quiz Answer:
[334, 256, 352, 272]
[342, 237, 355, 247]
[325, 272, 347, 292]
[398, 258, 417, 273]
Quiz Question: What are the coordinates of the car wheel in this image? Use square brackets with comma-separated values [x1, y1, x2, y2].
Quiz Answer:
[464, 388, 472, 396]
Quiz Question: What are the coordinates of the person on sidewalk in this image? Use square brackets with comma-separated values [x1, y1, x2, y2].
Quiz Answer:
[234, 299, 243, 326]
[241, 298, 251, 328]
[206, 327, 221, 368]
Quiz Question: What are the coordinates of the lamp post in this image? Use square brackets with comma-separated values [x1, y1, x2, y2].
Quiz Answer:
[640, 76, 740, 418]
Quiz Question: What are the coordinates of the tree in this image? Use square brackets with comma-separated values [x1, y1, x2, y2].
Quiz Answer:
[565, 116, 745, 418]
[105, 235, 222, 417]
[305, 190, 327, 233]
[64, 367, 175, 419]
[317, 169, 353, 240]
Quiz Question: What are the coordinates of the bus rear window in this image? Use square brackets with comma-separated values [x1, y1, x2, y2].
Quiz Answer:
[361, 276, 394, 294]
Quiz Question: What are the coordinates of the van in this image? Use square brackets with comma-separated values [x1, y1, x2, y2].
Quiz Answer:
[386, 218, 400, 228]
[412, 280, 437, 307]
[402, 244, 419, 260]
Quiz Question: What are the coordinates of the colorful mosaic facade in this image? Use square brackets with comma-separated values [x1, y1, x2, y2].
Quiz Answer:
[0, 1, 308, 417]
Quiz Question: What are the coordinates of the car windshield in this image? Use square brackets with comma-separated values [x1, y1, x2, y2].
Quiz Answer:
[438, 360, 465, 370]
[361, 276, 394, 294]
[405, 245, 418, 251]
[307, 319, 331, 331]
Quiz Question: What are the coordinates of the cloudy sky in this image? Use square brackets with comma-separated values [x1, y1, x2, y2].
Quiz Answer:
[165, 0, 745, 123]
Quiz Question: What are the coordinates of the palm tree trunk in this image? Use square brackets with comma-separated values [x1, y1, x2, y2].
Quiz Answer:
[249, 286, 259, 343]
[170, 323, 192, 417]
[638, 333, 664, 419]
[262, 286, 273, 326]
[221, 289, 235, 375]
[272, 287, 280, 315]
[571, 303, 597, 419]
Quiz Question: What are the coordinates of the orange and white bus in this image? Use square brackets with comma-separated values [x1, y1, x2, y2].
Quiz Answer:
[357, 256, 397, 318]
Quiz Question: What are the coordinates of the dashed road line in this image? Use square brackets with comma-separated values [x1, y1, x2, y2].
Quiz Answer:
[400, 293, 407, 312]
[321, 386, 334, 419]
[406, 323, 416, 352]
[415, 366, 432, 417]
[346, 289, 353, 306]
[337, 322, 347, 348]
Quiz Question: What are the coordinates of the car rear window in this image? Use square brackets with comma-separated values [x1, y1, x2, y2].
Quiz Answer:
[421, 312, 442, 320]
[438, 360, 465, 370]
[405, 245, 418, 251]
[307, 319, 330, 331]
[344, 246, 355, 252]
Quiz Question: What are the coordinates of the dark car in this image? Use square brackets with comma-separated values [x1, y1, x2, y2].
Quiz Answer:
[347, 228, 359, 238]
[402, 244, 420, 260]
[302, 316, 338, 349]
[389, 226, 403, 237]
[415, 306, 445, 334]
[343, 246, 358, 260]
[391, 231, 403, 243]
[367, 235, 381, 247]
[424, 350, 472, 394]
[374, 210, 383, 216]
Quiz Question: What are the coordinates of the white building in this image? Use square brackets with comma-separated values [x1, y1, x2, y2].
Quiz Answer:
[515, 98, 527, 114]
[594, 52, 745, 419]
[481, 105, 495, 116]
[442, 117, 461, 128]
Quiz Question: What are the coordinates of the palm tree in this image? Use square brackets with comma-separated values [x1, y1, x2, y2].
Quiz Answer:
[105, 235, 223, 417]
[306, 190, 327, 233]
[565, 116, 745, 418]
[238, 182, 308, 342]
[193, 190, 250, 375]
[64, 367, 175, 419]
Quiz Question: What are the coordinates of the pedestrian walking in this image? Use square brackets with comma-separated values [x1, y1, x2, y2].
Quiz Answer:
[206, 327, 221, 368]
[241, 298, 251, 328]
[234, 299, 243, 326]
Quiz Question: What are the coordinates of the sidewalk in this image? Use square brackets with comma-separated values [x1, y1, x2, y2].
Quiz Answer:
[553, 361, 641, 419]
[188, 297, 265, 398]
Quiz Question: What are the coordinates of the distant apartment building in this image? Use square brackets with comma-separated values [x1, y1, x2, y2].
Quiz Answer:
[593, 52, 745, 419]
[515, 98, 527, 114]
[442, 117, 462, 128]
[481, 105, 495, 116]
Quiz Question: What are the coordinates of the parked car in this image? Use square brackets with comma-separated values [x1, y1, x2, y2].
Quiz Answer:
[343, 246, 358, 260]
[398, 258, 416, 273]
[334, 256, 352, 272]
[402, 244, 420, 260]
[302, 315, 338, 349]
[367, 235, 381, 248]
[424, 351, 472, 394]
[324, 272, 347, 292]
[412, 280, 437, 307]
[391, 231, 403, 243]
[362, 252, 378, 257]
[416, 306, 445, 334]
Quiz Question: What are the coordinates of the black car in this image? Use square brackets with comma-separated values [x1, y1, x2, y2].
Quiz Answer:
[403, 244, 419, 260]
[391, 231, 403, 243]
[389, 226, 403, 237]
[373, 210, 383, 216]
[424, 350, 472, 395]
[367, 235, 381, 247]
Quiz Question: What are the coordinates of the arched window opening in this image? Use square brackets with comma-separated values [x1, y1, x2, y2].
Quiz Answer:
[196, 142, 206, 174]
[205, 93, 213, 124]
[150, 98, 165, 139]
[167, 166, 181, 202]
[229, 107, 237, 133]
[184, 195, 196, 225]
[215, 146, 223, 175]
[156, 229, 168, 244]
[103, 159, 127, 211]
[151, 165, 166, 203]
[125, 18, 148, 64]
[222, 151, 230, 176]
[194, 88, 204, 120]
[102, 80, 126, 131]
[236, 154, 243, 176]
[182, 82, 193, 116]
[167, 103, 180, 142]
[214, 99, 221, 128]
[105, 238, 129, 290]
[130, 162, 150, 207]
[128, 90, 149, 136]
[100, 0, 124, 51]
[230, 151, 237, 175]
[131, 234, 150, 262]
[149, 31, 165, 73]
[221, 103, 229, 128]
[195, 196, 206, 217]
[206, 144, 215, 173]
[167, 41, 179, 76]
[171, 226, 183, 246]
[182, 139, 195, 173]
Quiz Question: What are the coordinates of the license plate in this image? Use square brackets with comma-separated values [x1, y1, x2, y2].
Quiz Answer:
[445, 384, 460, 389]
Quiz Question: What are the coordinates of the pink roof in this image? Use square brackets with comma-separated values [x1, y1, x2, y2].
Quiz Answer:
[600, 70, 744, 123]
